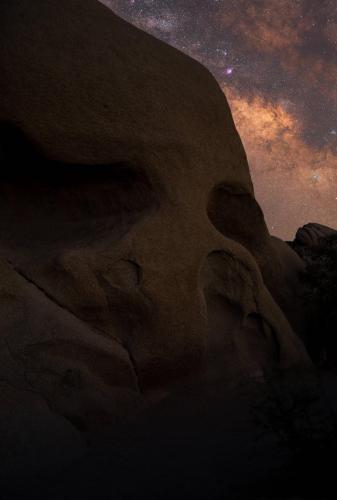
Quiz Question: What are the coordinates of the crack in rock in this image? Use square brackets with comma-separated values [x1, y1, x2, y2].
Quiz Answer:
[4, 259, 142, 393]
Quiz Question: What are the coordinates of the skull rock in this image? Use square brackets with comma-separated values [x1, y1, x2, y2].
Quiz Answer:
[0, 0, 311, 450]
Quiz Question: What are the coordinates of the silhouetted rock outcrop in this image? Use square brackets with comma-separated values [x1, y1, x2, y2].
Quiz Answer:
[290, 223, 337, 259]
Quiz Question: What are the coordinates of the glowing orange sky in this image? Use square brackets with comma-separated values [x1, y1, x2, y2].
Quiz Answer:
[227, 89, 337, 239]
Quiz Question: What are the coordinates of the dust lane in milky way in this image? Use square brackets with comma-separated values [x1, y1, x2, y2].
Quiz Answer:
[99, 0, 337, 240]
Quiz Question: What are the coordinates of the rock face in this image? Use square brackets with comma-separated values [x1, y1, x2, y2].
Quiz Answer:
[290, 223, 337, 259]
[0, 0, 310, 477]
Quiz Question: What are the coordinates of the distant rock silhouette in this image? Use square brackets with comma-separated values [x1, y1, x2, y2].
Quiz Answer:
[290, 223, 337, 259]
[0, 0, 311, 481]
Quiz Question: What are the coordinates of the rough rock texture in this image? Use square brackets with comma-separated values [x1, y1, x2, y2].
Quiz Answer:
[290, 222, 337, 259]
[0, 0, 311, 478]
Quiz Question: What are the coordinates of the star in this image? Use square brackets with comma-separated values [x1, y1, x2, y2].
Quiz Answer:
[311, 173, 321, 183]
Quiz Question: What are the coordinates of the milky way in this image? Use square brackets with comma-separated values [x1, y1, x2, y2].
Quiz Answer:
[99, 0, 337, 240]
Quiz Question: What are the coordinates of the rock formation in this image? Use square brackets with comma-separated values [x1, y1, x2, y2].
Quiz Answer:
[0, 0, 311, 480]
[290, 222, 337, 259]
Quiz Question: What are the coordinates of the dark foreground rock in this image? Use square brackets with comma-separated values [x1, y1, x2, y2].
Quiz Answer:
[3, 369, 337, 500]
[289, 223, 337, 259]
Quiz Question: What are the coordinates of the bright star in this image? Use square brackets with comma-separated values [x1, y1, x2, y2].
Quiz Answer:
[311, 173, 321, 183]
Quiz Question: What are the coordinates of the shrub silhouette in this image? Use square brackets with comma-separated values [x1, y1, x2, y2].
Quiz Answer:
[301, 234, 337, 365]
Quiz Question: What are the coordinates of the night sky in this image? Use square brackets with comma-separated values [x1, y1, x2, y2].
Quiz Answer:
[99, 0, 337, 240]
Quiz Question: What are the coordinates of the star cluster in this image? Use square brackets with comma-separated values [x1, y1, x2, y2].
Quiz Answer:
[100, 0, 337, 239]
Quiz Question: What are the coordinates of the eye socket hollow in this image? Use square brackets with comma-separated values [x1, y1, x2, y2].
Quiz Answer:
[207, 183, 269, 254]
[0, 122, 158, 254]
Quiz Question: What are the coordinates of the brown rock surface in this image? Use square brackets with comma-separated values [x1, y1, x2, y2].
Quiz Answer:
[0, 0, 311, 477]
